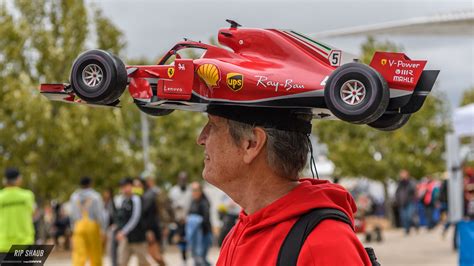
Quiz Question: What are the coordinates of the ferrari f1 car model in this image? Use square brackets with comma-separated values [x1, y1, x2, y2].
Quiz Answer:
[40, 20, 439, 131]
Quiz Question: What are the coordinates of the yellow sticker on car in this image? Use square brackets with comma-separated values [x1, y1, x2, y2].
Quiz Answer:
[167, 67, 175, 78]
[197, 64, 220, 87]
[226, 73, 243, 91]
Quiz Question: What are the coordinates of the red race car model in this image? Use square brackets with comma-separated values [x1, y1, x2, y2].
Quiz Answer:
[40, 20, 439, 131]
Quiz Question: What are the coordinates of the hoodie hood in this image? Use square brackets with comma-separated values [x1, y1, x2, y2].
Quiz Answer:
[237, 178, 357, 233]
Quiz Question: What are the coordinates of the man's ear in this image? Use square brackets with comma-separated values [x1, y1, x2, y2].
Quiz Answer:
[242, 127, 267, 164]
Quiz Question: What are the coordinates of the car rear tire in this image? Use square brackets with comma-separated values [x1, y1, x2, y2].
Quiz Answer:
[70, 49, 127, 104]
[136, 104, 175, 116]
[324, 62, 389, 124]
[369, 113, 411, 131]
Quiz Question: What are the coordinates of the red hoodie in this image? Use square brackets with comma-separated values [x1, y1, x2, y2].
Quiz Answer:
[216, 179, 371, 266]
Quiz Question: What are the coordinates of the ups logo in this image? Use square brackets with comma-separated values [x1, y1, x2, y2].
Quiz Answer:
[226, 73, 243, 91]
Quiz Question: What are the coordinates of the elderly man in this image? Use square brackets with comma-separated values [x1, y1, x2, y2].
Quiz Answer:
[197, 106, 371, 265]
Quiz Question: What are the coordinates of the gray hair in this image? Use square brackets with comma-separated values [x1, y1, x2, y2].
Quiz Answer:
[227, 119, 309, 180]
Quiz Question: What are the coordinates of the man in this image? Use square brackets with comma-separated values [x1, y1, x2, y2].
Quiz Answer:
[142, 177, 166, 265]
[168, 171, 192, 246]
[69, 176, 106, 266]
[196, 106, 371, 265]
[114, 177, 148, 266]
[169, 171, 193, 214]
[0, 168, 35, 259]
[187, 182, 212, 266]
[421, 175, 440, 230]
[395, 169, 417, 235]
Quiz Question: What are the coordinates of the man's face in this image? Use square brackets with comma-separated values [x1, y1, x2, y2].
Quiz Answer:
[400, 170, 409, 180]
[121, 184, 133, 196]
[196, 115, 244, 186]
[191, 182, 202, 200]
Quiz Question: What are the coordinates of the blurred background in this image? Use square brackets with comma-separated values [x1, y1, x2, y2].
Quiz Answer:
[0, 0, 473, 265]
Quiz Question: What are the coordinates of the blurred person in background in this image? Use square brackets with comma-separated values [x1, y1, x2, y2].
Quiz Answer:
[395, 169, 418, 235]
[33, 199, 47, 244]
[52, 203, 71, 250]
[464, 167, 474, 219]
[114, 177, 148, 266]
[420, 175, 440, 230]
[169, 171, 192, 244]
[69, 176, 106, 266]
[464, 167, 474, 218]
[143, 177, 166, 266]
[187, 182, 212, 266]
[0, 168, 35, 260]
[174, 206, 188, 266]
[102, 188, 117, 266]
[438, 172, 451, 237]
[132, 177, 145, 196]
[217, 194, 240, 246]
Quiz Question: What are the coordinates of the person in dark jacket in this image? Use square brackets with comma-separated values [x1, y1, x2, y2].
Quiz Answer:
[187, 182, 212, 266]
[395, 169, 418, 235]
[142, 177, 166, 266]
[114, 177, 147, 266]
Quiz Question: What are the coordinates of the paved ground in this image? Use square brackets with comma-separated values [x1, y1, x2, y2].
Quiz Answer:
[45, 227, 458, 265]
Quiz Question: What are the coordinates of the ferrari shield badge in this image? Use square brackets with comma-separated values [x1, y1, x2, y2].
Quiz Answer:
[226, 73, 243, 91]
[167, 67, 175, 78]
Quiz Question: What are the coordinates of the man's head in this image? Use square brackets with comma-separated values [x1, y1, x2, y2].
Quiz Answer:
[197, 106, 311, 186]
[399, 169, 410, 180]
[177, 171, 188, 188]
[119, 177, 134, 196]
[191, 181, 203, 200]
[79, 176, 92, 188]
[145, 176, 155, 189]
[4, 167, 21, 186]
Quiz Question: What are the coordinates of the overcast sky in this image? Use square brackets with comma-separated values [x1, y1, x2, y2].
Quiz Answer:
[91, 0, 473, 106]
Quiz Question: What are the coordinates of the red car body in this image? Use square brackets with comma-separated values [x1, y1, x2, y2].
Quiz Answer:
[40, 22, 438, 130]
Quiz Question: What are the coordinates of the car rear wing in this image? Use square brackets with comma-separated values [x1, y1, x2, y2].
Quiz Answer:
[369, 52, 439, 113]
[370, 52, 427, 92]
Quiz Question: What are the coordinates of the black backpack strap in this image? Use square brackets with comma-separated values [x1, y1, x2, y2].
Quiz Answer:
[276, 208, 352, 266]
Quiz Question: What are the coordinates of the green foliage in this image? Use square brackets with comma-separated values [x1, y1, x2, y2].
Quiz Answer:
[314, 36, 449, 180]
[460, 86, 474, 106]
[0, 1, 206, 201]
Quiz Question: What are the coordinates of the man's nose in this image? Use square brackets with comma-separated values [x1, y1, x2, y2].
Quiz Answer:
[196, 127, 207, 146]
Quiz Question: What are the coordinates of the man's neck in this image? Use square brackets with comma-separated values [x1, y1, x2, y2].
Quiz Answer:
[223, 169, 299, 215]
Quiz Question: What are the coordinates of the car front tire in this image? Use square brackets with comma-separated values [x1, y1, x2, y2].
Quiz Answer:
[70, 49, 127, 104]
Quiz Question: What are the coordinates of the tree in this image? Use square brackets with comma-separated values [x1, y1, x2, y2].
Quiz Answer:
[0, 0, 142, 200]
[460, 86, 474, 106]
[1, 2, 208, 200]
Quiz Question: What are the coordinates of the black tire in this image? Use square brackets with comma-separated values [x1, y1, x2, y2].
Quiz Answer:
[324, 62, 389, 124]
[369, 113, 411, 131]
[70, 49, 127, 104]
[136, 104, 174, 116]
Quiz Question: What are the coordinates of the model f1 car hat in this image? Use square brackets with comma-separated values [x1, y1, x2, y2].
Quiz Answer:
[206, 105, 313, 134]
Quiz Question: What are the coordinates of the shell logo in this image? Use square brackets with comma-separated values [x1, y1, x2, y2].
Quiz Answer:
[197, 64, 220, 87]
[381, 59, 387, 66]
